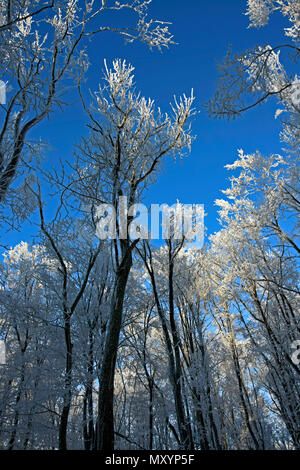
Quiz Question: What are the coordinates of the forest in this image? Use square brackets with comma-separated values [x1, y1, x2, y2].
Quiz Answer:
[0, 0, 299, 451]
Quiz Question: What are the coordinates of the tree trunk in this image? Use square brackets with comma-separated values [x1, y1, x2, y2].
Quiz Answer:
[168, 250, 194, 450]
[58, 316, 73, 450]
[94, 241, 132, 450]
[83, 330, 95, 450]
[149, 379, 154, 450]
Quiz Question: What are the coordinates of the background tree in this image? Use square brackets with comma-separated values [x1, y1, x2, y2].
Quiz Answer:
[207, 0, 300, 148]
[0, 0, 173, 207]
[70, 59, 194, 450]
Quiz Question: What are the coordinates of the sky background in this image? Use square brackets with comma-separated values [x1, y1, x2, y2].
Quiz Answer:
[4, 0, 292, 249]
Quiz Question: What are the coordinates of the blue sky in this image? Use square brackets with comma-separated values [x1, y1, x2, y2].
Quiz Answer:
[5, 0, 292, 248]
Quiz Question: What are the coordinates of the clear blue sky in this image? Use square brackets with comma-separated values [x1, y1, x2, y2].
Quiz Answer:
[6, 0, 291, 248]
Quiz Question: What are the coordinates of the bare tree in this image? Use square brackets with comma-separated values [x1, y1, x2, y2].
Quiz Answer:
[71, 59, 194, 449]
[0, 0, 174, 204]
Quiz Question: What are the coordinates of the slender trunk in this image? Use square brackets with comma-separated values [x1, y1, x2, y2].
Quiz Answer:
[83, 330, 94, 450]
[94, 241, 132, 450]
[7, 363, 25, 450]
[168, 251, 193, 450]
[227, 317, 262, 450]
[149, 379, 154, 450]
[83, 393, 88, 449]
[198, 332, 222, 450]
[7, 333, 28, 451]
[192, 389, 210, 450]
[58, 316, 73, 450]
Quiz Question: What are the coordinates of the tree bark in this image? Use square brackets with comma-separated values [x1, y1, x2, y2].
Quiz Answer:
[94, 240, 133, 450]
[58, 316, 73, 450]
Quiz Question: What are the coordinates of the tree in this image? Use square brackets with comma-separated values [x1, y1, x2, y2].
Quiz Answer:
[1, 0, 299, 451]
[0, 241, 63, 449]
[207, 0, 300, 148]
[70, 59, 195, 450]
[206, 2, 300, 447]
[34, 187, 104, 449]
[0, 0, 173, 205]
[210, 148, 300, 448]
[137, 238, 195, 450]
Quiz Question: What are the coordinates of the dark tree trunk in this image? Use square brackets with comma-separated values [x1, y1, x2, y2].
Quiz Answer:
[94, 241, 133, 450]
[168, 249, 194, 450]
[149, 379, 154, 450]
[58, 316, 73, 450]
[83, 330, 94, 450]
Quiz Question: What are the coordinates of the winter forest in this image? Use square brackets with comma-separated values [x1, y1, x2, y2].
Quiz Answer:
[0, 0, 299, 452]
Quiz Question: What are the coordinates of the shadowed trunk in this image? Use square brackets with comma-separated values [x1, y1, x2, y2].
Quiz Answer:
[94, 240, 133, 450]
[58, 316, 73, 450]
